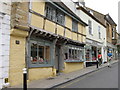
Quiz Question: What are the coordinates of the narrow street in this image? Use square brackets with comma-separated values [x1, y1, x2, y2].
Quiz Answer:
[56, 63, 118, 88]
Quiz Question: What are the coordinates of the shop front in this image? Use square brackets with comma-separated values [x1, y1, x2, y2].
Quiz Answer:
[63, 41, 85, 73]
[85, 39, 103, 67]
[27, 28, 58, 81]
[107, 42, 117, 61]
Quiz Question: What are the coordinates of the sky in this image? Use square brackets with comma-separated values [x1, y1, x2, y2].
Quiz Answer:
[73, 0, 119, 31]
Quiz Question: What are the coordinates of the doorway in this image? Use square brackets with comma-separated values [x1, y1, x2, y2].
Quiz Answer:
[55, 45, 60, 74]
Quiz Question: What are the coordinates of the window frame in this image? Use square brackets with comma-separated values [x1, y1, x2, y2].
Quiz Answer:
[98, 26, 101, 39]
[72, 19, 78, 32]
[56, 10, 65, 25]
[28, 39, 54, 68]
[45, 4, 56, 22]
[64, 45, 84, 62]
[88, 20, 92, 35]
[45, 3, 65, 26]
[112, 28, 115, 39]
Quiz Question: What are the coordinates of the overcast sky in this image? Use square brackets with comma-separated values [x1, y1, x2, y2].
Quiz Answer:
[73, 0, 119, 31]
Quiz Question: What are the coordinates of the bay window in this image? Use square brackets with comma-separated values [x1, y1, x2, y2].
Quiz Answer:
[29, 39, 53, 67]
[64, 46, 84, 62]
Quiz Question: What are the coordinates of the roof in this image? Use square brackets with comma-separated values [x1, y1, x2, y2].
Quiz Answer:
[48, 0, 88, 26]
[84, 7, 117, 27]
[77, 6, 106, 28]
[105, 14, 117, 26]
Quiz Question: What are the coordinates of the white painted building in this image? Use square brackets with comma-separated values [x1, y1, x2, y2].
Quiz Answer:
[61, 0, 107, 66]
[0, 2, 11, 89]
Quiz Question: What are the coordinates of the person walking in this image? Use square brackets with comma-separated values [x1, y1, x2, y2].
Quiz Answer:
[107, 50, 112, 67]
[98, 52, 102, 66]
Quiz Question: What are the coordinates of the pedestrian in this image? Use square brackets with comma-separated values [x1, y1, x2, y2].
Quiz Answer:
[98, 52, 102, 66]
[107, 50, 112, 67]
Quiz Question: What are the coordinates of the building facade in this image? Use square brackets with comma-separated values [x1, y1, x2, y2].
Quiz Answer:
[0, 0, 118, 88]
[76, 5, 107, 66]
[9, 0, 88, 87]
[0, 2, 11, 89]
[85, 7, 118, 62]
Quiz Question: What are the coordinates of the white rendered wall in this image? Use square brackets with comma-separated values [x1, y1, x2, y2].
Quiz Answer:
[0, 1, 11, 89]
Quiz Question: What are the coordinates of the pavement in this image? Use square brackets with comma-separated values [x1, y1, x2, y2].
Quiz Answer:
[9, 60, 118, 89]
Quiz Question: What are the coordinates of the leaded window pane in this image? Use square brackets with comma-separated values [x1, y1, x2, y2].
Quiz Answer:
[31, 43, 37, 64]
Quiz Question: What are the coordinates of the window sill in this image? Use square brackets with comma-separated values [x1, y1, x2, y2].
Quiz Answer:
[65, 59, 84, 63]
[28, 64, 53, 68]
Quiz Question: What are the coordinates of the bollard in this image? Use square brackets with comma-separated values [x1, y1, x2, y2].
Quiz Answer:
[23, 68, 27, 90]
[96, 61, 99, 68]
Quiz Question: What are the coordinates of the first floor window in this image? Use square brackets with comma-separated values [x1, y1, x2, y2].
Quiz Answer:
[98, 26, 101, 39]
[72, 19, 78, 32]
[88, 20, 92, 35]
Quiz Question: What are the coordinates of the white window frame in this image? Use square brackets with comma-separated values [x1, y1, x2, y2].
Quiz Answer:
[98, 26, 101, 39]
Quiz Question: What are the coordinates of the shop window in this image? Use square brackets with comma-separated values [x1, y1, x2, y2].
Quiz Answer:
[30, 41, 51, 67]
[31, 43, 37, 64]
[85, 49, 90, 61]
[65, 46, 84, 61]
[92, 47, 97, 61]
[38, 45, 44, 64]
[69, 49, 72, 59]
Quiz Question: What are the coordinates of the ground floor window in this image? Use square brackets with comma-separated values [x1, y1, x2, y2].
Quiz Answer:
[29, 39, 53, 67]
[31, 44, 50, 64]
[92, 46, 97, 60]
[86, 49, 91, 61]
[85, 46, 98, 61]
[64, 45, 84, 62]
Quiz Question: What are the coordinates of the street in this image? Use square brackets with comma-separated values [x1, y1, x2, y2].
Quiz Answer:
[55, 63, 118, 88]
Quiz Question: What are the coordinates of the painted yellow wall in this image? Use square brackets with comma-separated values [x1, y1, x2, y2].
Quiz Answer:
[31, 14, 44, 29]
[65, 29, 72, 39]
[44, 20, 56, 33]
[78, 35, 82, 42]
[9, 29, 28, 86]
[57, 25, 64, 36]
[29, 67, 55, 81]
[65, 15, 72, 30]
[83, 36, 86, 43]
[64, 62, 84, 73]
[78, 23, 83, 34]
[72, 32, 77, 41]
[82, 27, 86, 35]
[31, 1, 45, 15]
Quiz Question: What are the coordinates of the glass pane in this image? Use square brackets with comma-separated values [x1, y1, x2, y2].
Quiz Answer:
[72, 49, 74, 59]
[79, 50, 83, 60]
[45, 46, 50, 64]
[31, 43, 37, 64]
[74, 50, 77, 59]
[38, 45, 44, 64]
[69, 49, 72, 59]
